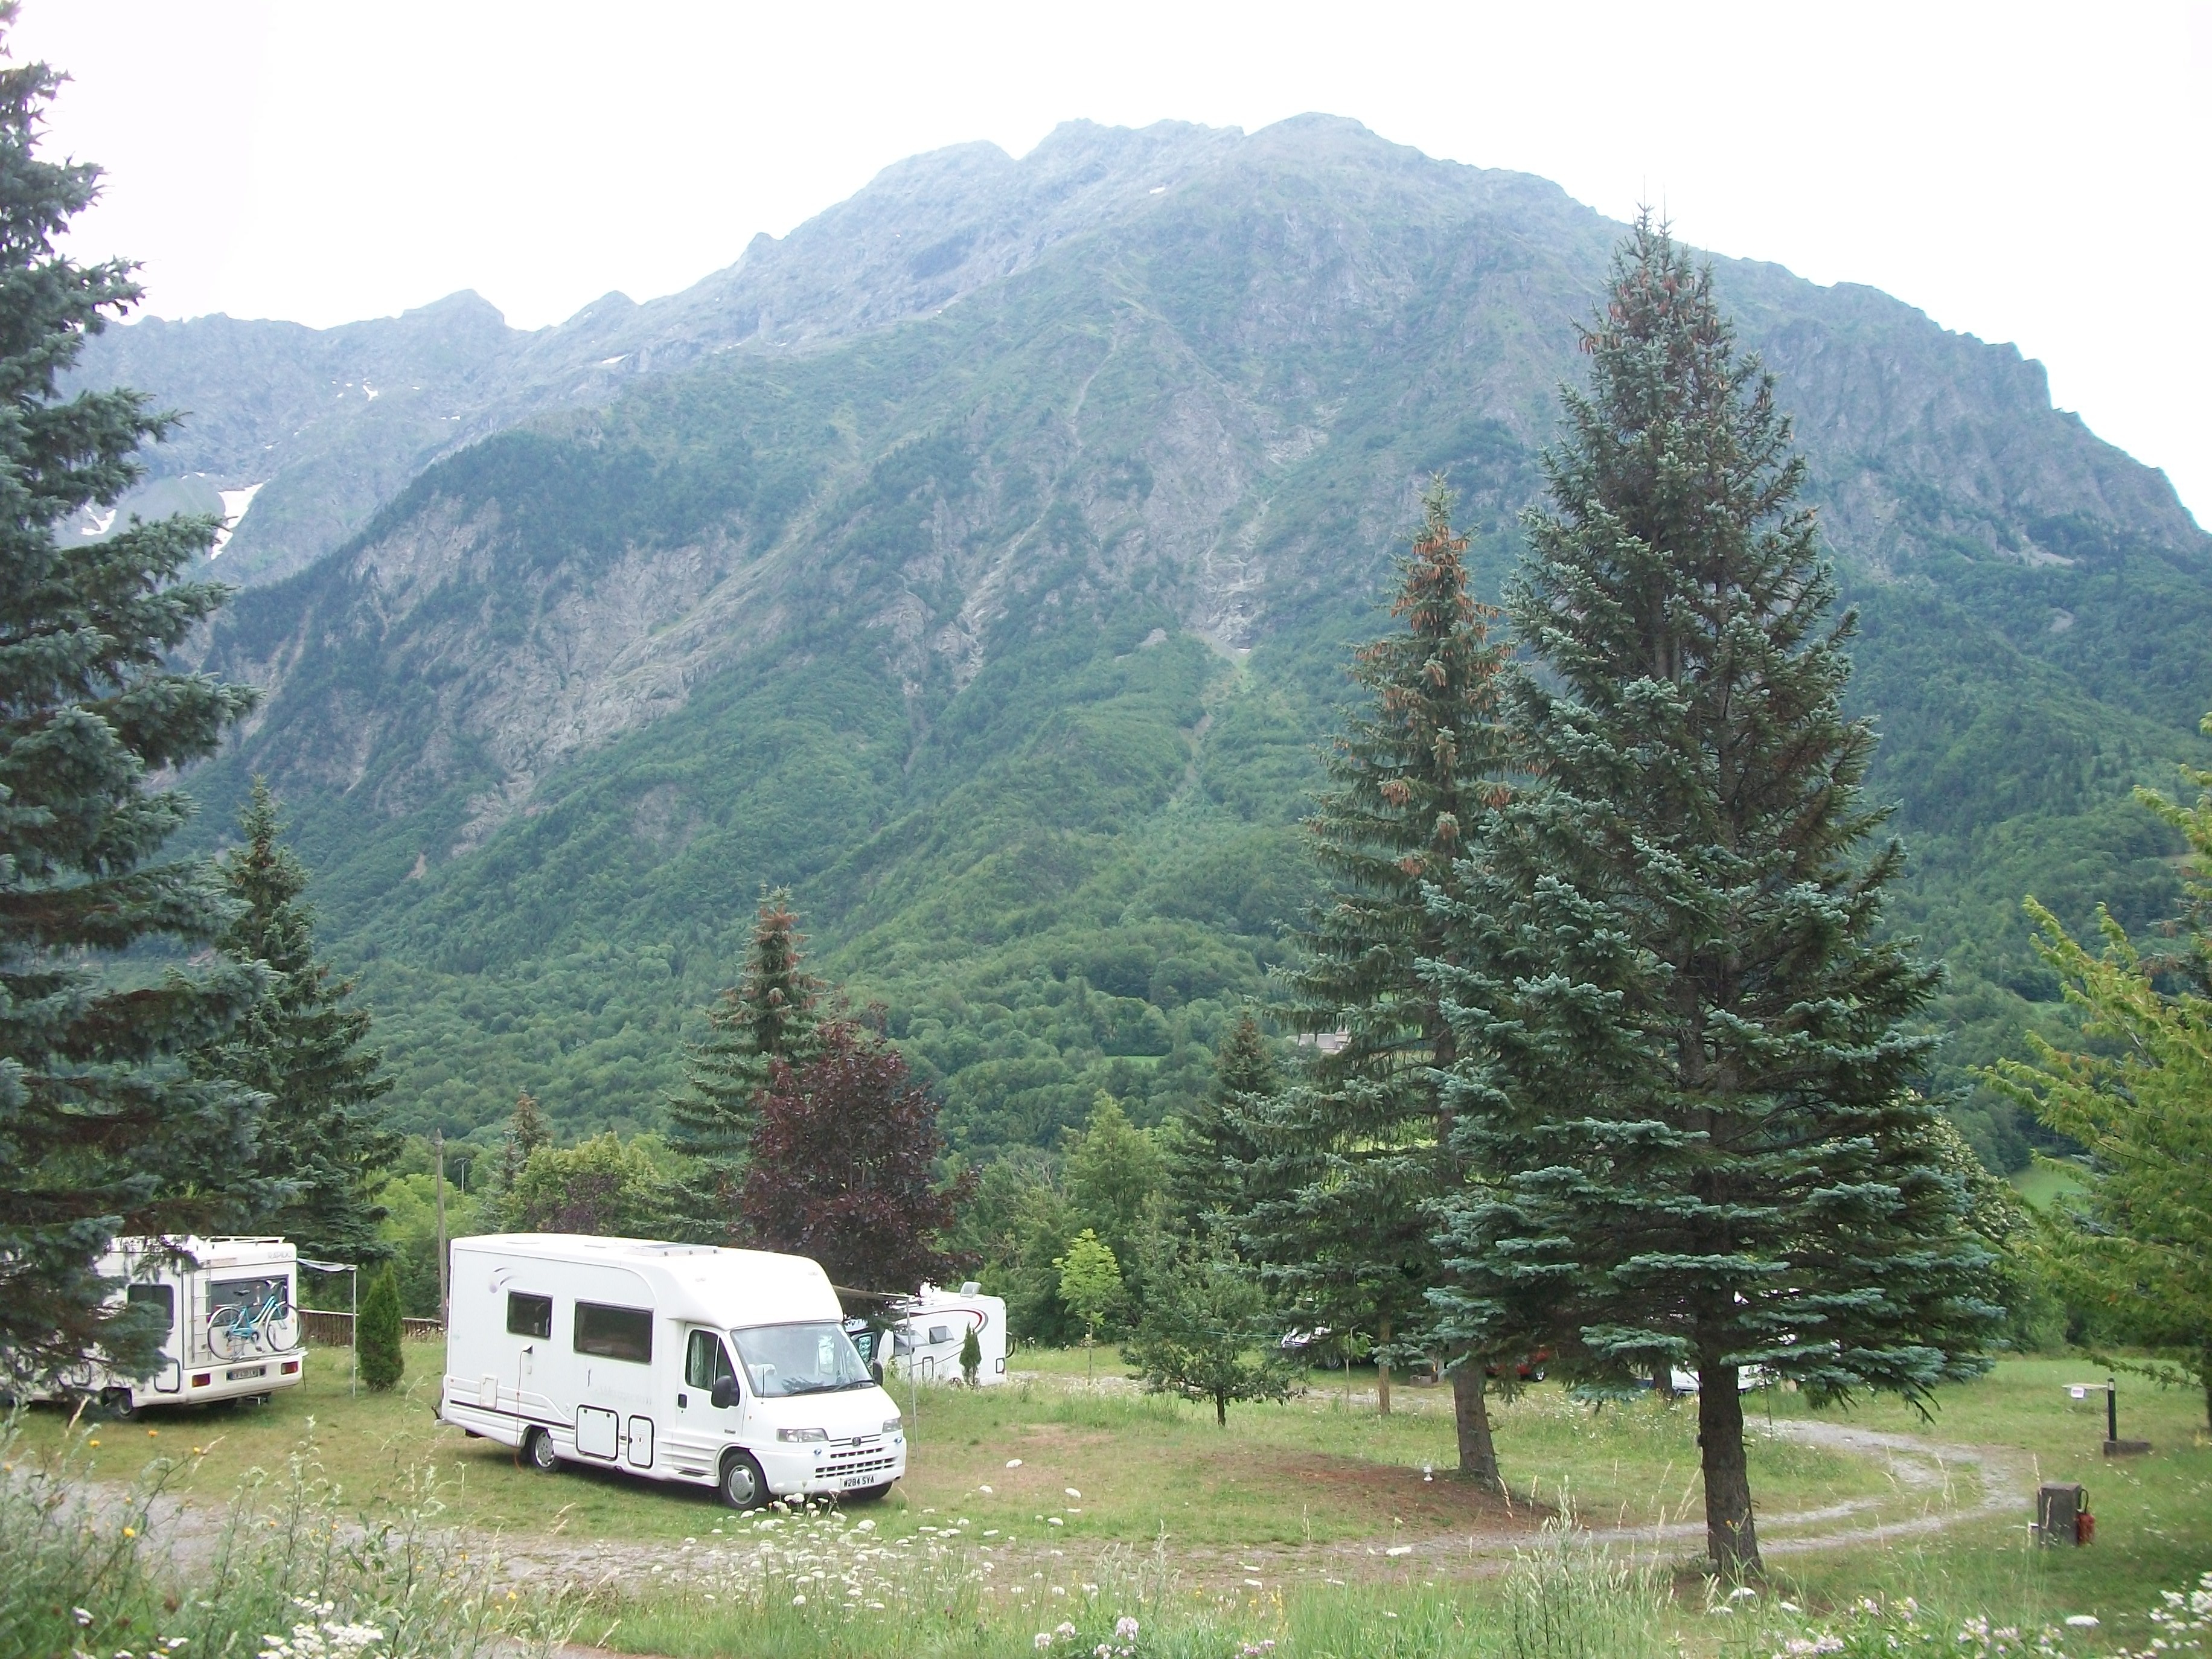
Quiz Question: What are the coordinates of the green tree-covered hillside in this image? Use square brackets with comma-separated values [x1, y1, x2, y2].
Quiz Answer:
[176, 118, 2208, 1169]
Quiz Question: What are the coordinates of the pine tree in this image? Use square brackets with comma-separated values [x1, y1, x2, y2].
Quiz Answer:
[1430, 217, 1999, 1576]
[358, 1263, 404, 1392]
[1253, 479, 1513, 1474]
[1122, 1243, 1299, 1426]
[0, 16, 265, 1389]
[191, 780, 397, 1263]
[668, 889, 824, 1237]
[1163, 1012, 1277, 1238]
[495, 1089, 551, 1195]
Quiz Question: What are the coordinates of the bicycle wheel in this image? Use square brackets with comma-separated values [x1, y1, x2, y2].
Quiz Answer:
[208, 1311, 251, 1361]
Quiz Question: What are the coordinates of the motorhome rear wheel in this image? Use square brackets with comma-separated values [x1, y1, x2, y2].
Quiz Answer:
[522, 1428, 560, 1474]
[97, 1387, 138, 1422]
[719, 1451, 766, 1510]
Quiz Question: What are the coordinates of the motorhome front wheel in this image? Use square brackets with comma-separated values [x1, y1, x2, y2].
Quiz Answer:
[719, 1452, 767, 1511]
[522, 1428, 561, 1475]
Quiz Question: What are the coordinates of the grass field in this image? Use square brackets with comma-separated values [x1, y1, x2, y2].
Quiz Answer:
[2011, 1161, 2089, 1210]
[13, 1342, 2210, 1658]
[14, 1338, 1889, 1549]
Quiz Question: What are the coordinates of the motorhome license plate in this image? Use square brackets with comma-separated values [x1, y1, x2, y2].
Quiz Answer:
[840, 1474, 874, 1488]
[225, 1365, 266, 1380]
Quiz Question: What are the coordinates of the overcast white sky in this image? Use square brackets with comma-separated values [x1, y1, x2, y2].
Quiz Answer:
[14, 1, 2210, 524]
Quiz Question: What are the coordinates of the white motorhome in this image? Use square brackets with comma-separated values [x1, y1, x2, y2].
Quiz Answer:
[31, 1236, 304, 1416]
[438, 1234, 906, 1509]
[891, 1282, 1008, 1386]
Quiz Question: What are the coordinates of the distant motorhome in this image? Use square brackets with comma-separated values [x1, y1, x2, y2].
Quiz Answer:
[438, 1233, 907, 1509]
[25, 1236, 304, 1416]
[890, 1282, 1008, 1386]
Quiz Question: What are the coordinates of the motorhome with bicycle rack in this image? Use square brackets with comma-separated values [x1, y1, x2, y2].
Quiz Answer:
[28, 1236, 304, 1416]
[438, 1234, 907, 1509]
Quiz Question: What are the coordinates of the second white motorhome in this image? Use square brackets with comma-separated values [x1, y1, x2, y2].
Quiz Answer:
[28, 1236, 304, 1416]
[890, 1282, 1008, 1386]
[438, 1234, 907, 1509]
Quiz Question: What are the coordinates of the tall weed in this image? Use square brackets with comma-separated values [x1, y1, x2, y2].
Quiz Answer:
[0, 1411, 577, 1659]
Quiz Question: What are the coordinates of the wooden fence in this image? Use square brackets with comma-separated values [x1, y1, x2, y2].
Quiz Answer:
[299, 1310, 443, 1346]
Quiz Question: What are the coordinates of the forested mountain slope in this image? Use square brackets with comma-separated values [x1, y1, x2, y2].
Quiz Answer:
[162, 116, 2208, 1168]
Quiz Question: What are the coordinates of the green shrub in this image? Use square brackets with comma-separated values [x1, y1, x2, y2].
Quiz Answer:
[359, 1262, 404, 1391]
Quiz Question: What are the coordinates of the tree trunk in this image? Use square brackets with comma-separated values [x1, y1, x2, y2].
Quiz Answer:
[1216, 1390, 1229, 1428]
[1451, 1362, 1501, 1490]
[2202, 1347, 2212, 1434]
[1655, 1361, 1676, 1402]
[1377, 1315, 1392, 1416]
[1698, 1366, 1760, 1577]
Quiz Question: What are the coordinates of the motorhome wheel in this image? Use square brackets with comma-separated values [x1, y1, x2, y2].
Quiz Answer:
[522, 1428, 561, 1474]
[718, 1451, 767, 1510]
[97, 1387, 138, 1422]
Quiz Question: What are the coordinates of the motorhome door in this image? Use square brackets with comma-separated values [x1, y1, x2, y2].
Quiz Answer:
[129, 1282, 181, 1394]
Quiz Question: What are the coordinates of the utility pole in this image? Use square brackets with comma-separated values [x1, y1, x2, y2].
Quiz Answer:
[435, 1130, 449, 1329]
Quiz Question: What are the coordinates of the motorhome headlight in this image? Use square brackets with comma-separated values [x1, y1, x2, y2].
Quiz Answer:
[776, 1427, 829, 1443]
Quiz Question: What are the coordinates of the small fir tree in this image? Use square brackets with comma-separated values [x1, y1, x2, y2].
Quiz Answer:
[358, 1264, 404, 1392]
[959, 1322, 982, 1386]
[495, 1090, 551, 1195]
[191, 780, 398, 1263]
[669, 889, 824, 1237]
[740, 1019, 968, 1293]
[1986, 722, 2212, 1428]
[1164, 1012, 1277, 1238]
[1123, 1244, 1298, 1425]
[1055, 1228, 1122, 1383]
[1254, 479, 1513, 1471]
[1430, 217, 1998, 1576]
[0, 16, 266, 1388]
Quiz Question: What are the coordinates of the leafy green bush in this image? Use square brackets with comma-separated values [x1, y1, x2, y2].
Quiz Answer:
[359, 1264, 404, 1392]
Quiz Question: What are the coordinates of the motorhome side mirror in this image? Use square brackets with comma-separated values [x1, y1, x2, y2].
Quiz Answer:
[872, 1360, 884, 1385]
[711, 1376, 736, 1410]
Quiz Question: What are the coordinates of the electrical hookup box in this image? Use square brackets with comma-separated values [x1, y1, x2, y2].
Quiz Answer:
[2035, 1482, 2092, 1546]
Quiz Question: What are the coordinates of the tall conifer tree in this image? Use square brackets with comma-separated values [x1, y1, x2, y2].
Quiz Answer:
[668, 889, 823, 1237]
[1254, 481, 1514, 1477]
[495, 1088, 551, 1195]
[1430, 217, 1998, 1575]
[191, 780, 397, 1262]
[0, 17, 266, 1387]
[1163, 1012, 1277, 1239]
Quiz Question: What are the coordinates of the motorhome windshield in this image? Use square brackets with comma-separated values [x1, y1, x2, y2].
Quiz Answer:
[731, 1321, 874, 1397]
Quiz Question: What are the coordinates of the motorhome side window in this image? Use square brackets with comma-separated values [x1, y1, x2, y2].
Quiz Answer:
[507, 1292, 552, 1338]
[685, 1329, 736, 1391]
[126, 1282, 174, 1338]
[574, 1301, 652, 1363]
